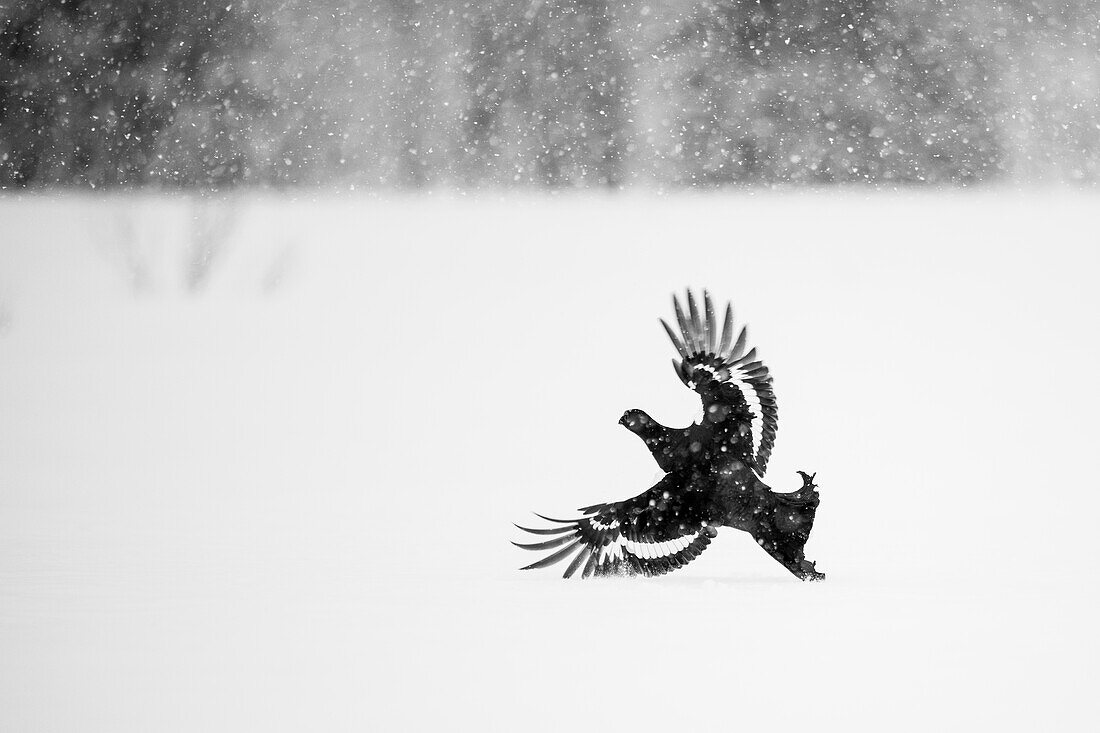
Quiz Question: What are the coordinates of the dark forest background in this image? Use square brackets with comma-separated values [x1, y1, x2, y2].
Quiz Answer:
[1, 0, 1097, 189]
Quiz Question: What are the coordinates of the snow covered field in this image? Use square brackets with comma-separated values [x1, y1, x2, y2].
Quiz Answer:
[1, 193, 1097, 731]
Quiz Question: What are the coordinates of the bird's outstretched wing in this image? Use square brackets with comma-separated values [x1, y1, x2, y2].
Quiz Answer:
[661, 289, 778, 476]
[513, 474, 717, 579]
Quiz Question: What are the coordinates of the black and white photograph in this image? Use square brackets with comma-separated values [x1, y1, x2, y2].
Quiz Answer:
[1, 1, 1098, 731]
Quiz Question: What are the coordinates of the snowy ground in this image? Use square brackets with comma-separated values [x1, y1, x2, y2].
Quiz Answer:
[1, 192, 1098, 731]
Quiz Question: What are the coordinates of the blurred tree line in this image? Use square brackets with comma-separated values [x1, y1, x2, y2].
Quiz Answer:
[1, 0, 1097, 189]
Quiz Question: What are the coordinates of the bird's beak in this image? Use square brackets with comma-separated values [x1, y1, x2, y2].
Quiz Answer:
[618, 413, 629, 427]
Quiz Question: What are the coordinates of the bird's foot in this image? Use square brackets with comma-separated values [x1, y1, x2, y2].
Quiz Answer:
[795, 558, 825, 581]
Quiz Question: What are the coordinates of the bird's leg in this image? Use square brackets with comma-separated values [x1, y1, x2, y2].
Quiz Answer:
[754, 528, 825, 581]
[750, 477, 824, 581]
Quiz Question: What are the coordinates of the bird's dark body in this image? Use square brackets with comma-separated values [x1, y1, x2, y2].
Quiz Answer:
[514, 290, 823, 581]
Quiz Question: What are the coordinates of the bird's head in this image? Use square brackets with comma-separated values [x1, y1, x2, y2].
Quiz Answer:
[619, 409, 655, 435]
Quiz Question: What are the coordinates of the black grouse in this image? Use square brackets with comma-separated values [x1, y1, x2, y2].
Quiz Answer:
[514, 290, 824, 581]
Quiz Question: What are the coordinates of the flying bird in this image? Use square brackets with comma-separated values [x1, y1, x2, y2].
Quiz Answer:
[513, 290, 823, 581]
